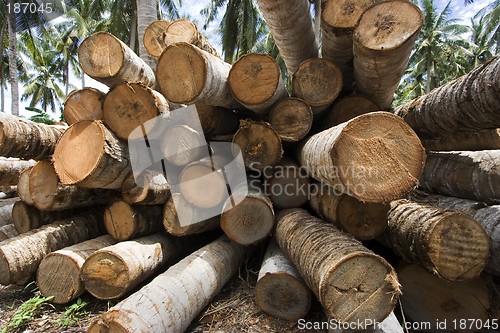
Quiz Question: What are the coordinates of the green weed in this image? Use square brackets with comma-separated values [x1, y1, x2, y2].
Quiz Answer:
[55, 298, 89, 328]
[1, 293, 54, 333]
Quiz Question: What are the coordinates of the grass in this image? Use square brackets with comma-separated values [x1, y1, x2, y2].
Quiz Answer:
[0, 292, 54, 333]
[55, 298, 89, 328]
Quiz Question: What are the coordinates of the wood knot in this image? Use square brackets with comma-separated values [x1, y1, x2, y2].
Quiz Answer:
[341, 2, 355, 15]
[375, 14, 395, 36]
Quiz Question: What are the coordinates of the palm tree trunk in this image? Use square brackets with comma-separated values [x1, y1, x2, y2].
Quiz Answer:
[130, 2, 138, 51]
[136, 0, 157, 70]
[313, 0, 321, 46]
[0, 24, 6, 113]
[7, 0, 20, 116]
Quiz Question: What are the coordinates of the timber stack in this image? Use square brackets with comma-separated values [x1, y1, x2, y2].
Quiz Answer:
[0, 0, 499, 332]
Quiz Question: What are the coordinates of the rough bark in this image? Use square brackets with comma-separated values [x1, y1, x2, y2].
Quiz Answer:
[0, 224, 18, 242]
[122, 171, 170, 205]
[196, 105, 239, 137]
[17, 167, 34, 205]
[0, 212, 102, 285]
[421, 129, 500, 151]
[163, 19, 220, 57]
[63, 88, 106, 125]
[256, 0, 318, 74]
[353, 1, 423, 109]
[255, 239, 311, 321]
[143, 20, 171, 59]
[384, 199, 490, 281]
[36, 235, 116, 304]
[268, 97, 313, 142]
[87, 236, 247, 333]
[0, 199, 17, 227]
[78, 32, 155, 88]
[157, 43, 239, 108]
[53, 120, 131, 189]
[419, 150, 500, 204]
[228, 53, 287, 114]
[7, 2, 19, 116]
[298, 112, 425, 202]
[321, 95, 380, 130]
[275, 208, 400, 324]
[136, 0, 158, 71]
[0, 113, 66, 160]
[394, 56, 500, 138]
[0, 158, 35, 186]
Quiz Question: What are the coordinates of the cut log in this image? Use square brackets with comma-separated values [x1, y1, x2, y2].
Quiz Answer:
[472, 206, 500, 276]
[12, 201, 69, 234]
[17, 167, 34, 205]
[256, 0, 318, 74]
[160, 124, 206, 167]
[419, 150, 500, 204]
[0, 159, 35, 186]
[0, 200, 16, 227]
[232, 120, 283, 171]
[255, 239, 311, 321]
[398, 264, 492, 330]
[0, 113, 66, 160]
[29, 160, 118, 211]
[407, 190, 487, 215]
[53, 120, 131, 189]
[298, 112, 425, 202]
[78, 32, 155, 88]
[143, 20, 171, 59]
[275, 208, 400, 324]
[0, 212, 102, 285]
[103, 82, 169, 140]
[321, 0, 375, 91]
[157, 42, 239, 108]
[353, 1, 423, 109]
[394, 56, 500, 138]
[103, 200, 163, 241]
[321, 95, 380, 129]
[196, 105, 239, 137]
[163, 193, 221, 236]
[63, 88, 105, 125]
[163, 19, 219, 57]
[36, 235, 116, 304]
[384, 199, 490, 281]
[309, 183, 389, 240]
[121, 171, 170, 205]
[87, 236, 247, 333]
[422, 129, 500, 151]
[268, 97, 313, 142]
[0, 224, 18, 241]
[228, 53, 287, 114]
[292, 58, 343, 115]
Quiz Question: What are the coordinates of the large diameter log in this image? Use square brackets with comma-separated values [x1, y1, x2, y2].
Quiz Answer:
[298, 112, 425, 202]
[419, 150, 500, 204]
[103, 82, 169, 140]
[121, 171, 170, 205]
[0, 113, 66, 160]
[17, 167, 34, 205]
[292, 58, 343, 115]
[228, 53, 287, 114]
[321, 0, 374, 91]
[275, 208, 400, 324]
[255, 239, 311, 321]
[87, 236, 247, 333]
[53, 120, 131, 189]
[422, 129, 500, 151]
[398, 264, 492, 330]
[353, 1, 423, 109]
[384, 199, 490, 281]
[143, 20, 170, 59]
[0, 224, 18, 241]
[36, 235, 116, 304]
[0, 212, 102, 285]
[0, 159, 35, 186]
[321, 95, 380, 129]
[78, 32, 155, 88]
[157, 42, 240, 108]
[256, 0, 318, 74]
[164, 19, 219, 57]
[63, 88, 105, 125]
[395, 57, 500, 138]
[268, 98, 313, 142]
[196, 105, 239, 137]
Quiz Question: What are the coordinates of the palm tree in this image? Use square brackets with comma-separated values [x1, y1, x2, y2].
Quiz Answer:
[6, 0, 20, 116]
[0, 23, 6, 113]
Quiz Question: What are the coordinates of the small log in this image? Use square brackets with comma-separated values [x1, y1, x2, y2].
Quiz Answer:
[422, 129, 500, 151]
[321, 0, 375, 91]
[160, 124, 206, 167]
[353, 1, 422, 109]
[268, 97, 313, 142]
[143, 20, 171, 59]
[419, 150, 500, 204]
[87, 236, 247, 333]
[103, 200, 163, 241]
[36, 235, 117, 304]
[298, 112, 425, 202]
[321, 95, 380, 129]
[0, 113, 66, 160]
[384, 199, 490, 281]
[0, 186, 16, 198]
[53, 120, 131, 189]
[275, 208, 400, 324]
[157, 42, 240, 108]
[17, 167, 34, 205]
[103, 82, 169, 140]
[232, 120, 283, 171]
[63, 88, 105, 125]
[394, 56, 500, 138]
[0, 224, 18, 242]
[121, 171, 170, 205]
[292, 58, 343, 115]
[163, 19, 219, 57]
[196, 105, 239, 137]
[78, 32, 155, 88]
[0, 212, 102, 285]
[256, 0, 318, 74]
[255, 239, 311, 321]
[0, 200, 16, 227]
[228, 53, 287, 114]
[0, 159, 35, 186]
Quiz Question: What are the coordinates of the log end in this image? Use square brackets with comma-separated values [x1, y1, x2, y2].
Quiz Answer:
[268, 98, 313, 142]
[322, 0, 375, 29]
[63, 88, 105, 125]
[179, 164, 227, 209]
[29, 161, 59, 211]
[164, 19, 198, 46]
[104, 201, 136, 241]
[88, 309, 151, 333]
[144, 20, 171, 58]
[12, 201, 40, 234]
[0, 249, 12, 285]
[323, 95, 380, 128]
[78, 32, 125, 79]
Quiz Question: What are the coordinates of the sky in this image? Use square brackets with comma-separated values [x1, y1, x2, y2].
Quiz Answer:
[2, 0, 497, 119]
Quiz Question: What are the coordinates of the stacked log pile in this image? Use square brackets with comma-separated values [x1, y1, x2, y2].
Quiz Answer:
[0, 0, 499, 332]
